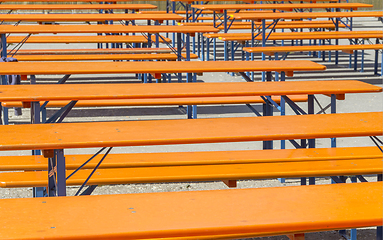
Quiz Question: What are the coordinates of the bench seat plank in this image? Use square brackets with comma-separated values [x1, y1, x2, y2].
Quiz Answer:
[11, 48, 184, 55]
[243, 44, 383, 54]
[205, 30, 383, 39]
[0, 60, 326, 76]
[12, 53, 198, 61]
[0, 13, 184, 22]
[7, 35, 172, 44]
[0, 182, 380, 239]
[1, 95, 308, 108]
[0, 80, 379, 102]
[191, 3, 373, 11]
[0, 25, 219, 34]
[0, 112, 380, 151]
[0, 146, 379, 171]
[1, 156, 381, 187]
[0, 3, 158, 10]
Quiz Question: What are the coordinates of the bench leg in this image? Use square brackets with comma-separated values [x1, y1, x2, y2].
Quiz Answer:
[263, 72, 273, 150]
[48, 149, 66, 197]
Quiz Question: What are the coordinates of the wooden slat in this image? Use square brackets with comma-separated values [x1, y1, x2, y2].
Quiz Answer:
[0, 13, 184, 22]
[243, 44, 383, 53]
[1, 95, 308, 108]
[0, 112, 380, 151]
[205, 30, 383, 39]
[0, 80, 379, 102]
[13, 53, 198, 61]
[231, 11, 383, 20]
[11, 48, 183, 55]
[191, 3, 373, 11]
[0, 182, 380, 239]
[0, 146, 379, 171]
[0, 157, 381, 187]
[7, 35, 172, 44]
[0, 60, 326, 76]
[0, 4, 157, 10]
[0, 25, 219, 34]
[219, 33, 383, 41]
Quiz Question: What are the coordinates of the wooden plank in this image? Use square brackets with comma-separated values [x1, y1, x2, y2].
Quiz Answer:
[219, 33, 383, 41]
[0, 157, 381, 187]
[0, 146, 379, 171]
[205, 30, 383, 39]
[2, 95, 308, 108]
[12, 53, 199, 61]
[0, 25, 219, 34]
[0, 112, 380, 151]
[243, 44, 383, 53]
[11, 48, 183, 55]
[0, 80, 379, 102]
[231, 11, 383, 20]
[7, 35, 172, 44]
[0, 3, 158, 10]
[0, 13, 184, 22]
[191, 3, 373, 11]
[0, 182, 380, 239]
[0, 60, 326, 76]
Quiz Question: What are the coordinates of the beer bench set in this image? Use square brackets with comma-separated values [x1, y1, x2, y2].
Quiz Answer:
[202, 10, 382, 76]
[0, 2, 382, 240]
[0, 79, 381, 239]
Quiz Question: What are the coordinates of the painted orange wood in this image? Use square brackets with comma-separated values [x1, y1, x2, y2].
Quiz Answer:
[205, 30, 383, 39]
[0, 25, 219, 34]
[0, 0, 166, 2]
[13, 53, 198, 61]
[243, 44, 383, 53]
[0, 3, 157, 10]
[0, 80, 380, 102]
[0, 146, 379, 171]
[0, 112, 380, 151]
[231, 11, 383, 20]
[191, 3, 373, 11]
[0, 60, 326, 76]
[219, 33, 383, 41]
[0, 154, 381, 187]
[218, 23, 344, 30]
[0, 182, 380, 239]
[12, 48, 181, 55]
[2, 95, 308, 108]
[0, 13, 184, 22]
[7, 35, 172, 44]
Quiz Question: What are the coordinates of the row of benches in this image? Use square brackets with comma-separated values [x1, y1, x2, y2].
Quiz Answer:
[0, 80, 381, 239]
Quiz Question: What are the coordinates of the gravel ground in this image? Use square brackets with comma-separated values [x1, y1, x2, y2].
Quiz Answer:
[0, 16, 382, 240]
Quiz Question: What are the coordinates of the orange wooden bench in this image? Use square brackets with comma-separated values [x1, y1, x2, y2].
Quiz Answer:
[9, 47, 186, 55]
[0, 3, 158, 11]
[0, 146, 381, 188]
[243, 44, 383, 75]
[0, 13, 184, 23]
[0, 182, 380, 239]
[0, 112, 380, 188]
[204, 30, 383, 41]
[11, 53, 199, 61]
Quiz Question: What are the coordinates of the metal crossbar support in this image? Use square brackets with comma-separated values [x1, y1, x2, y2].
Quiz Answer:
[80, 185, 98, 196]
[75, 147, 113, 196]
[282, 95, 307, 115]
